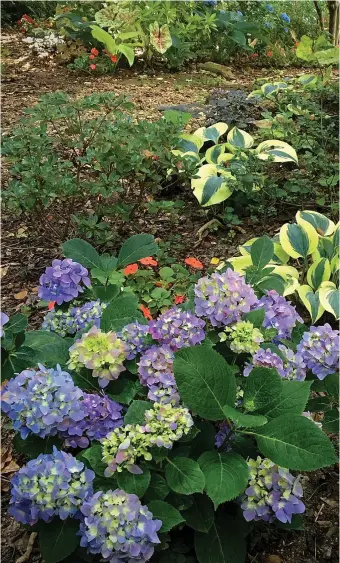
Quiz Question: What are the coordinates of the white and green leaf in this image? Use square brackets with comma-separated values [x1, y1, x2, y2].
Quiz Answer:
[256, 140, 298, 164]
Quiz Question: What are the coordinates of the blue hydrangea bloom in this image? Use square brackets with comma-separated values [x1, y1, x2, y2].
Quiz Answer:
[280, 13, 290, 23]
[244, 345, 306, 381]
[283, 27, 289, 32]
[265, 4, 274, 12]
[0, 312, 9, 337]
[79, 489, 162, 562]
[9, 448, 94, 525]
[118, 322, 150, 360]
[1, 365, 85, 439]
[138, 345, 178, 404]
[256, 290, 303, 339]
[237, 10, 243, 16]
[265, 22, 272, 29]
[296, 324, 339, 380]
[38, 259, 91, 305]
[42, 300, 105, 337]
[149, 307, 205, 351]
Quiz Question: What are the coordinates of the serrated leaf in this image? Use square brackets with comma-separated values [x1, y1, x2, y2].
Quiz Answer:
[13, 435, 62, 459]
[100, 293, 140, 331]
[198, 451, 249, 506]
[323, 409, 339, 433]
[261, 380, 312, 419]
[117, 234, 158, 267]
[5, 314, 28, 334]
[144, 474, 169, 502]
[194, 513, 246, 563]
[147, 500, 184, 532]
[81, 445, 106, 477]
[181, 494, 214, 533]
[243, 367, 282, 413]
[124, 400, 152, 425]
[223, 405, 267, 428]
[116, 467, 150, 497]
[62, 238, 102, 269]
[165, 457, 205, 495]
[24, 331, 70, 366]
[324, 373, 339, 399]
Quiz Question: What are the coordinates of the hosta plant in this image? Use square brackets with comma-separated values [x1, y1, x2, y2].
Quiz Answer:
[228, 210, 339, 322]
[173, 122, 298, 206]
[1, 233, 338, 563]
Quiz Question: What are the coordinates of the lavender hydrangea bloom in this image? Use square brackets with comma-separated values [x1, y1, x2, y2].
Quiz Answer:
[149, 307, 205, 351]
[118, 322, 150, 360]
[138, 345, 178, 404]
[42, 300, 105, 337]
[1, 364, 85, 439]
[38, 259, 91, 305]
[241, 457, 305, 524]
[0, 312, 9, 337]
[215, 421, 235, 451]
[79, 489, 162, 563]
[194, 269, 258, 327]
[9, 448, 94, 525]
[296, 324, 339, 380]
[244, 346, 306, 380]
[256, 290, 303, 339]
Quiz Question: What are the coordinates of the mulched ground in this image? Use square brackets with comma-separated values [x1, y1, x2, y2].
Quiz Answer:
[1, 30, 339, 563]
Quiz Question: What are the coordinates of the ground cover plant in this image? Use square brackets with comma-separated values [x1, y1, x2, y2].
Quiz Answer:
[1, 232, 339, 563]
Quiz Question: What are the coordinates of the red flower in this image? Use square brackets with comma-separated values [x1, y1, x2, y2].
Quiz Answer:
[48, 301, 56, 311]
[266, 51, 273, 57]
[152, 155, 159, 161]
[251, 53, 258, 58]
[20, 28, 25, 33]
[90, 48, 99, 56]
[17, 19, 22, 25]
[89, 54, 95, 60]
[123, 263, 139, 275]
[174, 295, 185, 304]
[23, 14, 34, 23]
[90, 64, 96, 70]
[139, 257, 158, 266]
[140, 304, 152, 320]
[111, 55, 118, 63]
[185, 257, 204, 270]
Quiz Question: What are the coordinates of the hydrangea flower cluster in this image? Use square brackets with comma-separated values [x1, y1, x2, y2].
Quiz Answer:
[296, 324, 339, 380]
[194, 269, 258, 327]
[244, 345, 306, 381]
[42, 300, 105, 337]
[280, 12, 290, 23]
[1, 365, 85, 439]
[149, 308, 205, 351]
[102, 403, 193, 475]
[9, 448, 94, 525]
[118, 322, 150, 360]
[68, 326, 128, 388]
[138, 345, 178, 404]
[38, 259, 91, 305]
[79, 489, 162, 563]
[256, 290, 303, 339]
[220, 321, 264, 353]
[215, 421, 235, 451]
[241, 457, 305, 524]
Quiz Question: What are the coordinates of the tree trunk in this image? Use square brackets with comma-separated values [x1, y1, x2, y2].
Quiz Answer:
[328, 1, 339, 44]
[313, 0, 324, 31]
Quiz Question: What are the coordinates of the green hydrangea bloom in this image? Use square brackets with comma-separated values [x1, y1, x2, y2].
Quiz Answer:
[220, 320, 264, 354]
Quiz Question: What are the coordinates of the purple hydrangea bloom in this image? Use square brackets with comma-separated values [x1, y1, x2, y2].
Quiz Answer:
[244, 346, 306, 381]
[296, 324, 339, 380]
[79, 489, 162, 563]
[38, 259, 91, 305]
[149, 307, 205, 351]
[118, 322, 150, 360]
[256, 290, 303, 339]
[0, 312, 9, 337]
[138, 345, 178, 404]
[241, 457, 305, 524]
[1, 364, 85, 439]
[194, 269, 258, 327]
[280, 12, 290, 23]
[60, 393, 124, 449]
[9, 448, 94, 525]
[215, 421, 235, 451]
[42, 300, 105, 337]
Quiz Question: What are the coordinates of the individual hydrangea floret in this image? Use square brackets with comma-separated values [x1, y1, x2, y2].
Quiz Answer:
[42, 300, 106, 337]
[149, 307, 205, 351]
[215, 421, 235, 451]
[102, 403, 193, 475]
[194, 269, 258, 327]
[9, 448, 94, 525]
[220, 320, 264, 353]
[1, 364, 85, 439]
[138, 345, 178, 403]
[60, 393, 124, 449]
[296, 324, 339, 380]
[0, 312, 9, 337]
[147, 384, 180, 406]
[68, 326, 128, 388]
[38, 259, 91, 305]
[256, 290, 303, 339]
[79, 489, 162, 563]
[118, 322, 150, 360]
[244, 346, 306, 381]
[241, 456, 305, 524]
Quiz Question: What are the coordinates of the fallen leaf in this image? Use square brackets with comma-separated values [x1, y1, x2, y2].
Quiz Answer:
[264, 557, 282, 563]
[1, 446, 20, 492]
[14, 290, 28, 300]
[0, 266, 9, 279]
[31, 287, 39, 294]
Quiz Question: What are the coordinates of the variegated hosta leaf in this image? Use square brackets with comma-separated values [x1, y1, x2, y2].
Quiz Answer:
[297, 74, 318, 87]
[261, 82, 289, 96]
[177, 134, 204, 154]
[332, 222, 339, 253]
[331, 255, 340, 274]
[191, 164, 235, 207]
[287, 104, 309, 116]
[307, 258, 331, 290]
[227, 127, 254, 149]
[238, 238, 258, 256]
[217, 153, 234, 165]
[193, 123, 228, 145]
[282, 276, 300, 297]
[273, 242, 289, 264]
[255, 140, 298, 164]
[172, 149, 201, 166]
[297, 285, 325, 323]
[312, 236, 335, 262]
[319, 282, 340, 320]
[205, 144, 227, 164]
[228, 255, 253, 273]
[279, 221, 319, 259]
[296, 210, 336, 236]
[247, 89, 262, 99]
[263, 265, 300, 296]
[149, 22, 172, 54]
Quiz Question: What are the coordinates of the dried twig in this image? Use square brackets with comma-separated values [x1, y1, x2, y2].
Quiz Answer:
[15, 533, 37, 563]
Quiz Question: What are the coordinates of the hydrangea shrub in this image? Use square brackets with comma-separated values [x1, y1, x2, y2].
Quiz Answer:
[1, 234, 338, 563]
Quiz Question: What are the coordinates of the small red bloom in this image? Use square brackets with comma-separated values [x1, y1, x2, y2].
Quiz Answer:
[251, 53, 258, 58]
[123, 263, 139, 275]
[111, 55, 118, 63]
[174, 295, 185, 304]
[20, 28, 25, 33]
[266, 51, 273, 57]
[152, 155, 159, 161]
[139, 257, 158, 266]
[140, 304, 152, 320]
[90, 64, 96, 70]
[89, 54, 95, 60]
[48, 301, 56, 310]
[185, 257, 204, 270]
[90, 48, 99, 56]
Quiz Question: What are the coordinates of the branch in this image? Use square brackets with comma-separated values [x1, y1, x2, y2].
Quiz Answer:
[313, 0, 324, 31]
